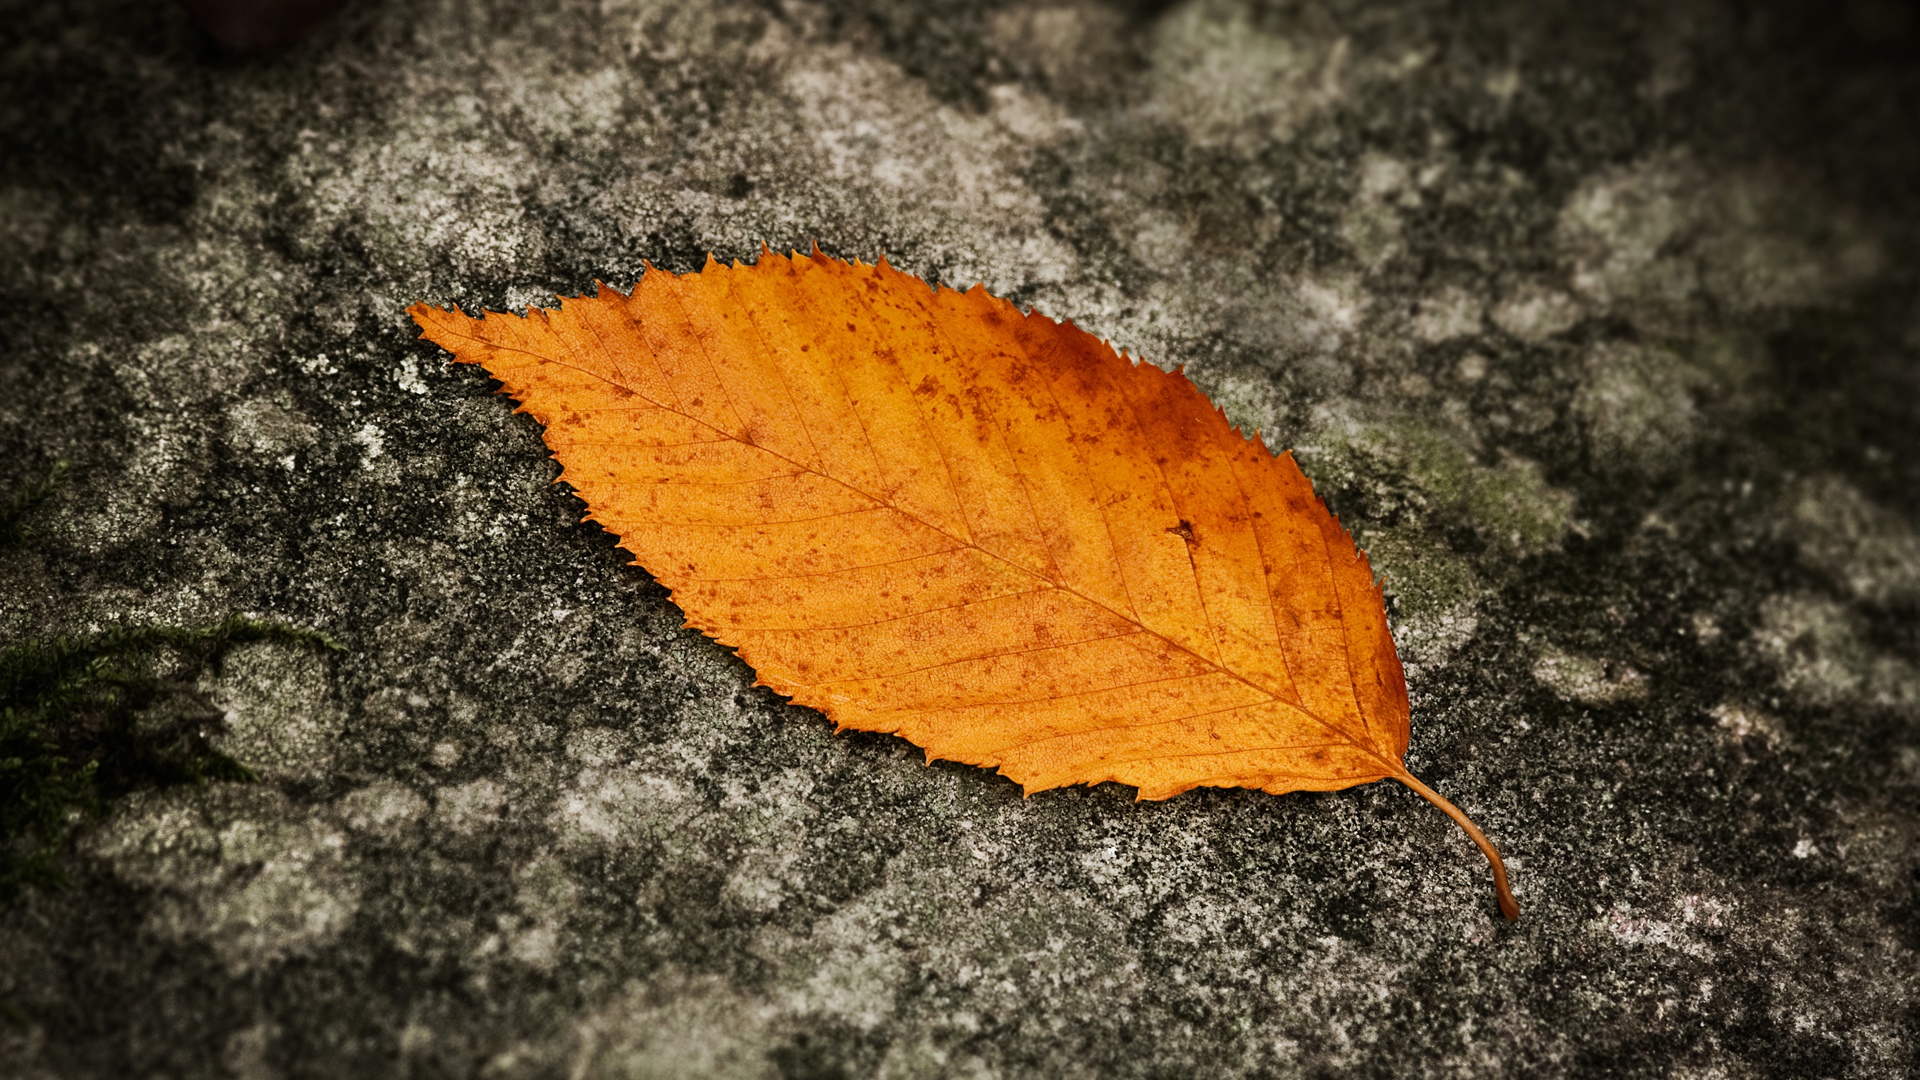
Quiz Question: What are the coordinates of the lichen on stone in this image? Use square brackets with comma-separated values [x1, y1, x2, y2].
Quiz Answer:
[2, 0, 1916, 1076]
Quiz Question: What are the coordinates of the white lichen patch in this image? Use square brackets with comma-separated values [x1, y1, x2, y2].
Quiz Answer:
[225, 397, 317, 461]
[435, 778, 507, 834]
[871, 1037, 998, 1080]
[393, 356, 432, 396]
[1127, 209, 1196, 275]
[1573, 341, 1707, 473]
[1340, 154, 1417, 270]
[986, 82, 1083, 144]
[336, 780, 429, 837]
[1750, 593, 1920, 709]
[1288, 275, 1370, 358]
[1489, 281, 1583, 342]
[552, 0, 1097, 301]
[1559, 150, 1883, 320]
[1144, 0, 1350, 151]
[599, 0, 772, 67]
[220, 1021, 279, 1080]
[1709, 702, 1785, 750]
[849, 842, 1144, 1040]
[1559, 151, 1702, 309]
[353, 422, 388, 467]
[87, 787, 360, 973]
[718, 770, 818, 914]
[1254, 934, 1413, 1072]
[1593, 895, 1727, 959]
[559, 970, 780, 1080]
[1411, 287, 1485, 344]
[1531, 646, 1648, 705]
[767, 900, 909, 1033]
[515, 855, 580, 923]
[775, 50, 1078, 294]
[549, 767, 699, 850]
[988, 2, 1130, 100]
[507, 921, 562, 971]
[50, 400, 212, 555]
[206, 640, 344, 780]
[1782, 476, 1920, 608]
[564, 726, 628, 769]
[292, 106, 546, 284]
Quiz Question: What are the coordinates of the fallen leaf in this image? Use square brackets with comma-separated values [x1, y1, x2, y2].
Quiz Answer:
[410, 249, 1519, 920]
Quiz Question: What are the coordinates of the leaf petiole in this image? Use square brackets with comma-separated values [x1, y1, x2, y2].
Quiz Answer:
[1394, 770, 1520, 921]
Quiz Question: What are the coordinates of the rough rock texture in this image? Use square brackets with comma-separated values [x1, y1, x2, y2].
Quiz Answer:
[2, 0, 1918, 1076]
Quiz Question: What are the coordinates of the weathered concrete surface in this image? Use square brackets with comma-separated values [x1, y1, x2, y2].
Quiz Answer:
[2, 0, 1917, 1076]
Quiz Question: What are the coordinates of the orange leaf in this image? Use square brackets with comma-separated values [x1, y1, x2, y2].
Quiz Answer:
[409, 249, 1519, 920]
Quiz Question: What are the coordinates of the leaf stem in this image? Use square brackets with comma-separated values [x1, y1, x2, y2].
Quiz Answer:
[1394, 770, 1519, 921]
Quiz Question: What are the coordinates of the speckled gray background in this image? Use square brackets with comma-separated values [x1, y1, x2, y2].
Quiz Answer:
[2, 0, 1918, 1076]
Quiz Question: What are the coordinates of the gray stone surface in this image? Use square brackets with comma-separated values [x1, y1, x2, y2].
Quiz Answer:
[2, 0, 1918, 1076]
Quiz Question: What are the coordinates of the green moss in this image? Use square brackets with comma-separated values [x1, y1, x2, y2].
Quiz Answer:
[0, 459, 66, 548]
[1303, 414, 1576, 557]
[1358, 525, 1479, 620]
[0, 466, 341, 907]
